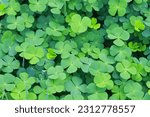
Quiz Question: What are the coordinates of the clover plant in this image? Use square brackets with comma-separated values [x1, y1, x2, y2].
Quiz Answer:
[0, 0, 150, 100]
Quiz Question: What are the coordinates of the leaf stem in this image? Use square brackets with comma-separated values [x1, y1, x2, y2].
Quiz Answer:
[22, 58, 25, 67]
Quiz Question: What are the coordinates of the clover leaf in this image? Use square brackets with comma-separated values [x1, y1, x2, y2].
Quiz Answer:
[21, 13, 34, 28]
[0, 3, 6, 16]
[46, 79, 65, 94]
[61, 55, 82, 73]
[89, 61, 103, 75]
[134, 57, 150, 73]
[65, 76, 87, 96]
[81, 43, 100, 59]
[14, 72, 36, 91]
[0, 31, 17, 56]
[7, 15, 24, 31]
[108, 0, 127, 16]
[33, 85, 56, 100]
[6, 0, 20, 15]
[110, 45, 132, 61]
[25, 30, 45, 46]
[144, 17, 150, 27]
[48, 0, 65, 14]
[10, 72, 36, 100]
[54, 41, 72, 59]
[0, 74, 15, 92]
[98, 49, 115, 73]
[11, 88, 37, 100]
[107, 24, 130, 46]
[46, 48, 57, 59]
[36, 15, 50, 30]
[1, 55, 20, 73]
[29, 0, 48, 12]
[89, 50, 115, 75]
[6, 14, 33, 31]
[83, 0, 103, 12]
[123, 20, 135, 33]
[131, 63, 146, 81]
[67, 13, 91, 34]
[116, 60, 137, 80]
[144, 47, 150, 59]
[46, 21, 66, 37]
[124, 80, 144, 100]
[47, 66, 66, 80]
[142, 29, 150, 38]
[128, 42, 146, 52]
[80, 57, 93, 73]
[130, 16, 145, 32]
[94, 72, 114, 90]
[89, 18, 101, 30]
[109, 85, 126, 100]
[15, 43, 44, 64]
[68, 0, 82, 10]
[87, 83, 108, 100]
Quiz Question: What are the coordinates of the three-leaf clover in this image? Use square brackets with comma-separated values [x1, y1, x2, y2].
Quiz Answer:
[46, 21, 66, 37]
[110, 45, 132, 61]
[6, 0, 20, 15]
[47, 66, 66, 80]
[46, 79, 65, 94]
[65, 76, 87, 96]
[48, 0, 65, 14]
[89, 18, 101, 30]
[61, 55, 82, 73]
[33, 85, 56, 100]
[87, 83, 108, 100]
[0, 74, 15, 92]
[130, 16, 145, 32]
[128, 42, 146, 52]
[0, 3, 6, 16]
[0, 31, 17, 56]
[98, 49, 115, 73]
[68, 0, 82, 11]
[124, 80, 144, 100]
[54, 41, 73, 59]
[46, 48, 57, 59]
[107, 24, 130, 46]
[7, 14, 33, 31]
[109, 85, 126, 100]
[29, 0, 48, 12]
[108, 0, 127, 16]
[80, 57, 93, 73]
[14, 72, 36, 91]
[7, 15, 24, 31]
[94, 72, 114, 90]
[21, 13, 34, 28]
[25, 30, 45, 46]
[116, 60, 137, 79]
[11, 88, 37, 100]
[10, 72, 36, 100]
[83, 0, 103, 12]
[67, 13, 91, 34]
[81, 43, 101, 59]
[0, 55, 20, 73]
[89, 61, 103, 76]
[15, 43, 44, 64]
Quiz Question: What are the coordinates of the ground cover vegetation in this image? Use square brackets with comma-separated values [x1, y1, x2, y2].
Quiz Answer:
[0, 0, 150, 100]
